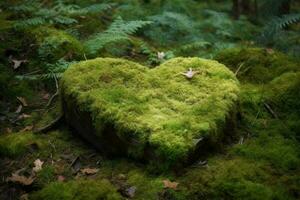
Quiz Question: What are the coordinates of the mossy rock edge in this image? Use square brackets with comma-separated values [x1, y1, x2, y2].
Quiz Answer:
[61, 57, 240, 169]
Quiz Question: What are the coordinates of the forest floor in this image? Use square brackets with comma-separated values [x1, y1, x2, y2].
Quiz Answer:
[0, 1, 300, 200]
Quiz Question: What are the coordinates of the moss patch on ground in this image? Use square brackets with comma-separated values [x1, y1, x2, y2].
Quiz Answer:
[215, 48, 299, 83]
[30, 179, 121, 200]
[0, 132, 43, 158]
[30, 27, 84, 62]
[61, 57, 239, 168]
[1, 48, 299, 200]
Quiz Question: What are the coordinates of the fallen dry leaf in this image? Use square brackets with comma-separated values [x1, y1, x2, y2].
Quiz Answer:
[80, 168, 99, 175]
[20, 125, 33, 132]
[15, 105, 23, 113]
[266, 48, 274, 55]
[18, 113, 31, 120]
[6, 173, 35, 186]
[17, 97, 28, 106]
[57, 175, 65, 182]
[6, 128, 12, 133]
[125, 186, 136, 198]
[163, 179, 179, 190]
[42, 93, 50, 100]
[33, 159, 44, 172]
[11, 59, 27, 69]
[20, 193, 29, 200]
[71, 156, 81, 173]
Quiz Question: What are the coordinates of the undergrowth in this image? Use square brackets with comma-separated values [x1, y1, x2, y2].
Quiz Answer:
[0, 0, 299, 199]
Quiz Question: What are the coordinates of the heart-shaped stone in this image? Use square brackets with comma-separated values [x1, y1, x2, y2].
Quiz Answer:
[61, 57, 239, 169]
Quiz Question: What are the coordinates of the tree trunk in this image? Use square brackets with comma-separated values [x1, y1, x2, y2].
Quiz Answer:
[232, 0, 257, 19]
[232, 0, 241, 19]
[279, 0, 291, 15]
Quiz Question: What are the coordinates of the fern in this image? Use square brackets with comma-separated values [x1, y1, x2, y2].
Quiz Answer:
[12, 1, 113, 29]
[260, 13, 300, 44]
[144, 12, 197, 46]
[16, 59, 76, 80]
[267, 14, 300, 31]
[85, 17, 152, 55]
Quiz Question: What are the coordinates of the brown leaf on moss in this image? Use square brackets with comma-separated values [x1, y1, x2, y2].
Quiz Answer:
[5, 128, 12, 133]
[15, 105, 23, 113]
[17, 113, 31, 120]
[162, 179, 178, 190]
[42, 93, 50, 100]
[6, 173, 35, 186]
[17, 97, 28, 106]
[20, 125, 33, 132]
[80, 168, 99, 175]
[266, 48, 274, 55]
[57, 175, 65, 182]
[11, 59, 27, 69]
[20, 193, 29, 200]
[32, 159, 44, 172]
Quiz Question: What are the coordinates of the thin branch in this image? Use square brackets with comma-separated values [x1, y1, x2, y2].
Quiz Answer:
[264, 102, 279, 119]
[235, 62, 244, 76]
[46, 74, 59, 107]
[33, 114, 64, 134]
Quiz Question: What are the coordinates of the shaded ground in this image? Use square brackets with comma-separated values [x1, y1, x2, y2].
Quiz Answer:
[1, 48, 300, 200]
[0, 1, 300, 199]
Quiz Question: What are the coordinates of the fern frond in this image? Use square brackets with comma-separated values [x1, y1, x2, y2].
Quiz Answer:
[270, 14, 300, 31]
[16, 59, 76, 80]
[55, 3, 113, 16]
[260, 13, 300, 44]
[9, 1, 40, 13]
[11, 1, 113, 29]
[81, 3, 114, 14]
[14, 17, 47, 29]
[85, 17, 152, 55]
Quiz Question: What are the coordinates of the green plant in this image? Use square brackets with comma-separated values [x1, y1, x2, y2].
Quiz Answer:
[16, 59, 77, 80]
[9, 0, 113, 29]
[145, 12, 197, 45]
[30, 179, 121, 200]
[260, 13, 300, 44]
[84, 17, 152, 55]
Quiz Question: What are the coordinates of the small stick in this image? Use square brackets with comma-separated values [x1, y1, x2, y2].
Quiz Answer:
[21, 69, 41, 76]
[46, 74, 59, 107]
[84, 53, 87, 61]
[33, 114, 64, 134]
[263, 102, 279, 119]
[235, 63, 244, 76]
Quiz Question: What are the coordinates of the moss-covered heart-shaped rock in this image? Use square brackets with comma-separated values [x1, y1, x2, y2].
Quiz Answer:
[61, 57, 239, 169]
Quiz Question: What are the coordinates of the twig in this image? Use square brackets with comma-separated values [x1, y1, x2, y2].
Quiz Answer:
[46, 74, 59, 107]
[235, 63, 244, 76]
[70, 156, 79, 167]
[33, 114, 64, 134]
[263, 102, 279, 119]
[21, 69, 41, 76]
[238, 136, 244, 145]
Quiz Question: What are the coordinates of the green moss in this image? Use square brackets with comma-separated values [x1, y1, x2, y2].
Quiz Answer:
[126, 170, 163, 200]
[232, 133, 300, 171]
[182, 158, 289, 200]
[92, 160, 181, 199]
[30, 27, 84, 62]
[0, 64, 35, 102]
[35, 166, 56, 187]
[61, 57, 239, 167]
[215, 48, 299, 83]
[266, 72, 300, 115]
[0, 132, 42, 158]
[30, 179, 121, 200]
[36, 130, 90, 160]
